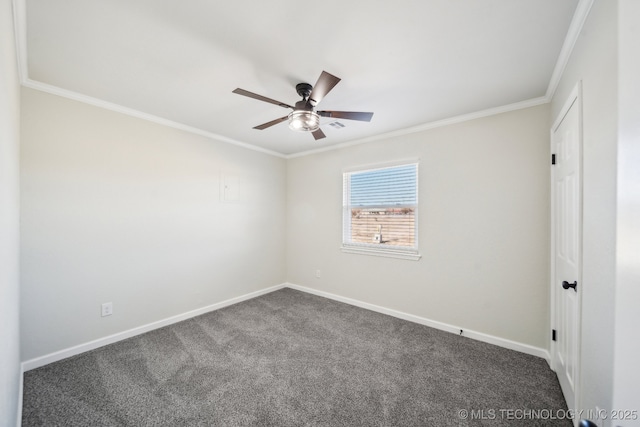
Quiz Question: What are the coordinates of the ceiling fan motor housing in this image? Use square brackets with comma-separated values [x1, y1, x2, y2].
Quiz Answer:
[294, 99, 313, 111]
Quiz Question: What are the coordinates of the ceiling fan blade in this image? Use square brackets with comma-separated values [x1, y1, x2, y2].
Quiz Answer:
[311, 128, 326, 140]
[253, 116, 289, 130]
[318, 111, 374, 122]
[308, 71, 341, 106]
[232, 88, 294, 109]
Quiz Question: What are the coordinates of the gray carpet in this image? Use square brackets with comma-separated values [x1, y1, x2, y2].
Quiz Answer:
[22, 288, 570, 426]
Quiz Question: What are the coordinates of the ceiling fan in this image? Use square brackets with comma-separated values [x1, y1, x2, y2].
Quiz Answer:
[232, 71, 374, 140]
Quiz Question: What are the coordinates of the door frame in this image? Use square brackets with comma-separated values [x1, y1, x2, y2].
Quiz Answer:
[549, 81, 584, 416]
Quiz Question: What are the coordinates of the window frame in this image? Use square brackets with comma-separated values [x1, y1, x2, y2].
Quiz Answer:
[341, 160, 421, 261]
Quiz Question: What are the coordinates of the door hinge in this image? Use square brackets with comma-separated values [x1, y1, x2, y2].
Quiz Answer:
[551, 154, 556, 165]
[552, 329, 557, 341]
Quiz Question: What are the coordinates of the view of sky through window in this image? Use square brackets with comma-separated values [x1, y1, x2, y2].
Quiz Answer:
[349, 164, 417, 207]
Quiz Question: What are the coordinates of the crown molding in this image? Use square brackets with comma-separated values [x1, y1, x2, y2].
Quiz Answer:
[545, 0, 595, 99]
[12, 0, 27, 84]
[13, 0, 284, 159]
[289, 0, 596, 159]
[13, 0, 592, 160]
[286, 96, 549, 159]
[22, 79, 287, 158]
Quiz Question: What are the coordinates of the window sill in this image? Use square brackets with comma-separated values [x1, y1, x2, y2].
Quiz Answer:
[340, 245, 422, 261]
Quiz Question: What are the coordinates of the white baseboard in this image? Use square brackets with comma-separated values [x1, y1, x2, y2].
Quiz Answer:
[285, 283, 551, 364]
[21, 281, 551, 373]
[21, 284, 286, 371]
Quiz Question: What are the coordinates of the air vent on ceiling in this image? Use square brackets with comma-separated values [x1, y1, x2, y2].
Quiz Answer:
[328, 121, 346, 129]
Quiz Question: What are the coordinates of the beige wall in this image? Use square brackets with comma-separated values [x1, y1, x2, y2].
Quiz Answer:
[13, 0, 640, 423]
[0, 0, 22, 424]
[286, 104, 551, 349]
[551, 0, 618, 416]
[20, 88, 287, 360]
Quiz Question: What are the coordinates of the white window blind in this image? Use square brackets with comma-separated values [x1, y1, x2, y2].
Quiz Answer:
[342, 162, 420, 260]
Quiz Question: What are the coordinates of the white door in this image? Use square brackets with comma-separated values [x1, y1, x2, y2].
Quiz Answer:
[551, 87, 582, 416]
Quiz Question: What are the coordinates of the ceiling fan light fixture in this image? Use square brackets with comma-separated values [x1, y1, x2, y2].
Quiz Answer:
[288, 110, 320, 132]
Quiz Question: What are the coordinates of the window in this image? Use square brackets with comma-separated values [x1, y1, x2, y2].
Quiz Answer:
[342, 161, 420, 260]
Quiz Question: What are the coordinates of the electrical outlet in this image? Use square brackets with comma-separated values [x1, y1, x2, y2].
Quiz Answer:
[101, 302, 113, 317]
[315, 270, 321, 279]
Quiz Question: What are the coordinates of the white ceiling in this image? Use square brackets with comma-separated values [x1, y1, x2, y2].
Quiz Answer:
[20, 0, 580, 156]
